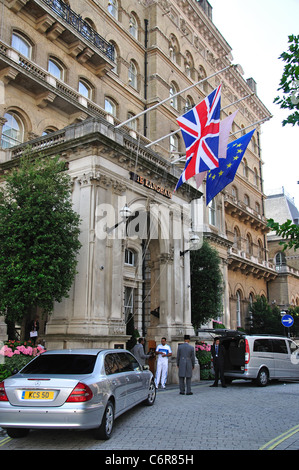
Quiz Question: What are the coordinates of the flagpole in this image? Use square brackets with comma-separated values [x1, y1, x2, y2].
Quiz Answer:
[115, 64, 235, 129]
[170, 116, 272, 165]
[145, 92, 254, 149]
[230, 116, 272, 137]
[221, 92, 254, 111]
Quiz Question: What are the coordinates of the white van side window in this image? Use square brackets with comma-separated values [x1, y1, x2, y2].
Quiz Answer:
[272, 339, 288, 354]
[253, 339, 272, 352]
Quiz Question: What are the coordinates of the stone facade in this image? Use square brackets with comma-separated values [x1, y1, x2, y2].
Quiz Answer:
[266, 190, 299, 310]
[0, 0, 282, 380]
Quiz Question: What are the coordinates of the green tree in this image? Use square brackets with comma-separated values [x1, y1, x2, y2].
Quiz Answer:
[267, 218, 299, 251]
[274, 34, 299, 126]
[248, 296, 282, 335]
[190, 239, 223, 329]
[0, 152, 81, 324]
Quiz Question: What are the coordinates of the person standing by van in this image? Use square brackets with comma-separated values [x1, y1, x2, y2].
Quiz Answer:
[210, 338, 227, 388]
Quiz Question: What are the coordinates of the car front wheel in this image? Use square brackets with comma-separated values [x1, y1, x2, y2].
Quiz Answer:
[94, 400, 114, 440]
[143, 380, 156, 406]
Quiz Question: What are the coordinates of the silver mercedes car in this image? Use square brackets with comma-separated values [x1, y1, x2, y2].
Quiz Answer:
[0, 348, 156, 440]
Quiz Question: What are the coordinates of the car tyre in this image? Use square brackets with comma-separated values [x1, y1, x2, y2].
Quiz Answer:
[94, 400, 114, 440]
[255, 368, 269, 387]
[143, 380, 156, 406]
[6, 428, 30, 438]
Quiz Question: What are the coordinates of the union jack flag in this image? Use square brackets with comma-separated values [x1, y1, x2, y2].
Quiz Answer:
[174, 85, 221, 192]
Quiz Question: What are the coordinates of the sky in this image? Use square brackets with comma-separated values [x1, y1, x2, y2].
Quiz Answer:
[210, 0, 299, 207]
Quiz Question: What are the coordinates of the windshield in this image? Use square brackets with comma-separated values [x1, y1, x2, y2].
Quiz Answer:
[21, 354, 97, 374]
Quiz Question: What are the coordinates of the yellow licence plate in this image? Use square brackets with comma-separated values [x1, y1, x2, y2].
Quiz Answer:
[22, 391, 54, 400]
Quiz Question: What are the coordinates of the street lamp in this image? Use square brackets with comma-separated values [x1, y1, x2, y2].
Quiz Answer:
[180, 232, 201, 256]
[106, 204, 132, 233]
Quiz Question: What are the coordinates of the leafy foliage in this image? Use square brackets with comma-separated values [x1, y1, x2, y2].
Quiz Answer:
[0, 152, 81, 323]
[274, 34, 299, 126]
[267, 218, 299, 251]
[190, 240, 223, 329]
[248, 296, 282, 335]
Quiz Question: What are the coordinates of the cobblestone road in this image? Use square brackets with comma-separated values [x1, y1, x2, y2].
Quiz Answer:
[1, 380, 299, 451]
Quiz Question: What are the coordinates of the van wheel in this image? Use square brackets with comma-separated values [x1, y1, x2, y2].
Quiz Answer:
[255, 368, 269, 387]
[93, 400, 114, 440]
[6, 428, 29, 438]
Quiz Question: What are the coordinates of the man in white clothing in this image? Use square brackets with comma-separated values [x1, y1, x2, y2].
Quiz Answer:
[155, 337, 172, 388]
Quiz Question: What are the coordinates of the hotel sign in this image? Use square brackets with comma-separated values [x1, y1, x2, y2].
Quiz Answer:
[129, 172, 172, 199]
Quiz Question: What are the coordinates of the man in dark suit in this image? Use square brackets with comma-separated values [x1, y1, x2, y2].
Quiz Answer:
[177, 335, 195, 395]
[210, 338, 227, 388]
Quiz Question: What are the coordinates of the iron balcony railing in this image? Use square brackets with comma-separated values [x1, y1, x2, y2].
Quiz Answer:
[42, 0, 115, 61]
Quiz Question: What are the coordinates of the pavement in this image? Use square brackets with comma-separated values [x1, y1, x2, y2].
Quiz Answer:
[0, 380, 299, 451]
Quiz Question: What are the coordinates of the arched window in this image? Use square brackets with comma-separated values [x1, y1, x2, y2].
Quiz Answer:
[275, 252, 286, 271]
[78, 79, 93, 99]
[125, 249, 135, 266]
[48, 57, 65, 80]
[258, 239, 263, 262]
[108, 0, 118, 19]
[244, 194, 249, 206]
[254, 168, 259, 187]
[127, 112, 137, 131]
[105, 97, 117, 117]
[242, 158, 248, 178]
[42, 127, 58, 136]
[11, 31, 32, 58]
[246, 233, 253, 256]
[233, 227, 241, 250]
[128, 61, 138, 89]
[209, 199, 216, 226]
[1, 112, 24, 148]
[185, 96, 194, 112]
[129, 15, 138, 39]
[185, 51, 194, 79]
[236, 290, 242, 328]
[231, 185, 238, 199]
[109, 41, 118, 73]
[169, 35, 180, 64]
[170, 82, 179, 110]
[169, 133, 179, 153]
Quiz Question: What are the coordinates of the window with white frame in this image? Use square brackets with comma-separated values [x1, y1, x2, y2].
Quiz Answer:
[209, 199, 216, 226]
[11, 32, 32, 58]
[1, 112, 24, 149]
[48, 57, 65, 80]
[128, 61, 138, 89]
[78, 79, 93, 99]
[108, 0, 118, 19]
[170, 133, 179, 153]
[125, 249, 135, 266]
[124, 286, 134, 323]
[105, 97, 117, 117]
[170, 83, 178, 110]
[129, 15, 138, 39]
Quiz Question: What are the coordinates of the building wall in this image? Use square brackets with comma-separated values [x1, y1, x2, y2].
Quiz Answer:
[0, 0, 276, 356]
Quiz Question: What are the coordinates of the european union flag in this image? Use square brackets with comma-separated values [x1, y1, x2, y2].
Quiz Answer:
[206, 129, 256, 205]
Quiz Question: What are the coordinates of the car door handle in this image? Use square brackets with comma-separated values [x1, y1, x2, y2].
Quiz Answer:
[126, 377, 130, 382]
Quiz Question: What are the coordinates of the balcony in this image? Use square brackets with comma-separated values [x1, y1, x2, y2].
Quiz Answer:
[224, 193, 269, 233]
[0, 39, 109, 118]
[228, 247, 277, 280]
[6, 0, 115, 74]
